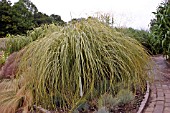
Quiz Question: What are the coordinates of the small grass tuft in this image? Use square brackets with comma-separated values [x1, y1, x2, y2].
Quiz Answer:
[117, 89, 134, 105]
[98, 93, 117, 108]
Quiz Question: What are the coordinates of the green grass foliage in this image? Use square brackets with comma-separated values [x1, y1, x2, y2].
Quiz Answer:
[0, 18, 152, 112]
[5, 24, 61, 55]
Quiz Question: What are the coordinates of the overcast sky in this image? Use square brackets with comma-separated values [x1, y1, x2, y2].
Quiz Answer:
[10, 0, 163, 30]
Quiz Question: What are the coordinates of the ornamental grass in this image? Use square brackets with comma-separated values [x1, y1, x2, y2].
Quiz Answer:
[0, 18, 152, 112]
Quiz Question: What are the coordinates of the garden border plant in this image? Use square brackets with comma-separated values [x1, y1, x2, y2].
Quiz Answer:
[0, 18, 153, 112]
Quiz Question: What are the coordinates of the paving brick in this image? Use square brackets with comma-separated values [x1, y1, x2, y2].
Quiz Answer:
[144, 112, 153, 113]
[157, 92, 164, 97]
[152, 90, 157, 94]
[165, 102, 170, 107]
[164, 107, 170, 113]
[162, 85, 169, 90]
[164, 111, 170, 113]
[151, 86, 156, 89]
[157, 97, 164, 101]
[153, 105, 164, 113]
[157, 89, 164, 92]
[162, 85, 168, 87]
[155, 84, 161, 87]
[163, 87, 169, 90]
[153, 108, 164, 113]
[145, 107, 154, 112]
[165, 94, 170, 98]
[164, 90, 170, 93]
[151, 93, 156, 97]
[151, 98, 157, 102]
[156, 101, 164, 105]
[148, 102, 156, 107]
[165, 98, 170, 102]
[164, 107, 170, 111]
[156, 86, 162, 89]
[151, 95, 157, 99]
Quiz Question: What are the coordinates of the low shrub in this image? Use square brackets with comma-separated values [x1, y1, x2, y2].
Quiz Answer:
[115, 27, 161, 55]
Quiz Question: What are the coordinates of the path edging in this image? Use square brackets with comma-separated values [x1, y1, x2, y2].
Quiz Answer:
[137, 81, 150, 113]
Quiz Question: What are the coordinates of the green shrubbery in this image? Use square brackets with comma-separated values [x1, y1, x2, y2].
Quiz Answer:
[4, 24, 61, 55]
[150, 1, 170, 57]
[115, 27, 161, 55]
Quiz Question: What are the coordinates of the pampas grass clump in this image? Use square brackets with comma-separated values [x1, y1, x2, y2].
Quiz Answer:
[0, 18, 152, 112]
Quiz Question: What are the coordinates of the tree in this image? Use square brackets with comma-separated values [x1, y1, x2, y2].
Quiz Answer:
[11, 0, 35, 34]
[50, 14, 61, 21]
[50, 14, 65, 25]
[21, 0, 38, 14]
[34, 12, 53, 26]
[0, 0, 65, 36]
[0, 0, 12, 37]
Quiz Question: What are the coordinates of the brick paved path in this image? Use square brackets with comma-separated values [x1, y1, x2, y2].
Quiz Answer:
[144, 55, 170, 113]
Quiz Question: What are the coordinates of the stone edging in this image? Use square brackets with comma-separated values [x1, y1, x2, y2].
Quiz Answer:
[137, 81, 150, 113]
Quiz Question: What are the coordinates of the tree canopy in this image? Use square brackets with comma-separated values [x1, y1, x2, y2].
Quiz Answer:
[0, 0, 65, 37]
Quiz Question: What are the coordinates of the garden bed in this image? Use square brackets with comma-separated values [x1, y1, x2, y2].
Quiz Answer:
[29, 84, 148, 113]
